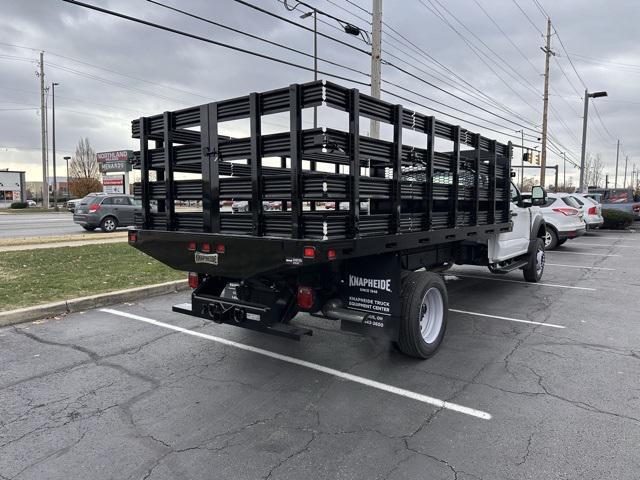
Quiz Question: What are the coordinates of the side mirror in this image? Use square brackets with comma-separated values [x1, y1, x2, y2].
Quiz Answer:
[531, 185, 546, 206]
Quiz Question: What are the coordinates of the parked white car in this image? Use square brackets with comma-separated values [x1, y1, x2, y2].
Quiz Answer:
[570, 193, 604, 229]
[523, 192, 586, 249]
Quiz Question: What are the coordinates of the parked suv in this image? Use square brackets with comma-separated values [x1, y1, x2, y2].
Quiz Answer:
[73, 194, 140, 232]
[570, 193, 604, 229]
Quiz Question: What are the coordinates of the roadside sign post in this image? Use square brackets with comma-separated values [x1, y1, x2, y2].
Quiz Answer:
[97, 150, 133, 194]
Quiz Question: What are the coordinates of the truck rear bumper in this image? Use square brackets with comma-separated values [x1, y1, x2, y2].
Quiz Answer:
[173, 299, 313, 340]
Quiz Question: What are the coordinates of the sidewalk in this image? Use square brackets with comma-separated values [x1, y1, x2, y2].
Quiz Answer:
[0, 236, 127, 252]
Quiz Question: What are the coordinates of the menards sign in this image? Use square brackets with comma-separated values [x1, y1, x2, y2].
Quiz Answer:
[96, 150, 133, 172]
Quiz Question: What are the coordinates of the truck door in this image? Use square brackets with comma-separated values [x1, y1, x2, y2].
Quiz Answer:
[490, 182, 531, 261]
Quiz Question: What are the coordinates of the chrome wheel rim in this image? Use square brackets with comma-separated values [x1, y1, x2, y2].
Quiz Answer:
[104, 219, 116, 231]
[544, 231, 552, 248]
[419, 287, 444, 344]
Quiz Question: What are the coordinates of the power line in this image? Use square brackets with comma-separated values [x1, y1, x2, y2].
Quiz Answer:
[378, 18, 541, 128]
[230, 0, 371, 55]
[384, 79, 540, 137]
[417, 0, 542, 116]
[381, 86, 537, 143]
[511, 0, 544, 36]
[60, 0, 370, 87]
[342, 0, 371, 16]
[147, 0, 370, 79]
[472, 0, 540, 76]
[323, 0, 371, 25]
[552, 26, 588, 90]
[568, 52, 640, 70]
[428, 0, 542, 99]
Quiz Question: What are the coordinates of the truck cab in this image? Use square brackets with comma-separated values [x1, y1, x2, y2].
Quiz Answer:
[487, 183, 546, 281]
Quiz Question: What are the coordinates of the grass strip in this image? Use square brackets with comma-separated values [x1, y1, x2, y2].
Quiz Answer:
[0, 243, 184, 311]
[0, 232, 127, 247]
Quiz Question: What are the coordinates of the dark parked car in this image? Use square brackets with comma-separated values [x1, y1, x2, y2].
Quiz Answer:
[73, 194, 140, 232]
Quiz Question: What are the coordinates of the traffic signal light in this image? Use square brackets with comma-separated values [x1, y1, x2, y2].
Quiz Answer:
[522, 152, 530, 163]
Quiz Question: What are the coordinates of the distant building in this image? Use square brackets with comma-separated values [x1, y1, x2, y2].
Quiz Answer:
[26, 177, 69, 200]
[0, 170, 26, 208]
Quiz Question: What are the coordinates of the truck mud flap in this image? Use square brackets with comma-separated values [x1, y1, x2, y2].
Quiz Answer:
[172, 296, 312, 341]
[339, 253, 402, 341]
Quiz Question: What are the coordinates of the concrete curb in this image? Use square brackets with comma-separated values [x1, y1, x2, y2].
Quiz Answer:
[0, 280, 189, 327]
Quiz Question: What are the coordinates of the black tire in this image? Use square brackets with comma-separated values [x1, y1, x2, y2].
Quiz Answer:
[544, 227, 558, 250]
[397, 271, 448, 359]
[557, 238, 567, 246]
[82, 225, 96, 231]
[100, 216, 118, 233]
[523, 238, 545, 282]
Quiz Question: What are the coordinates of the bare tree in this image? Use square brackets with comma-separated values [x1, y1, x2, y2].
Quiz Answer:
[592, 153, 605, 187]
[69, 137, 100, 180]
[521, 177, 537, 192]
[68, 138, 102, 198]
[583, 152, 605, 188]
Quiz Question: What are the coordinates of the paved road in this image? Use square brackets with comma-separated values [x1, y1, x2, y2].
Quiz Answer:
[1, 229, 639, 479]
[0, 212, 83, 239]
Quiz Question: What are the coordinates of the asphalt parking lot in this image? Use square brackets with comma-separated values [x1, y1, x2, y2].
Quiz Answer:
[1, 229, 639, 480]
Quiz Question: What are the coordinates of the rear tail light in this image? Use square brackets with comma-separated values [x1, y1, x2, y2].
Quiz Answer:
[216, 243, 225, 254]
[187, 241, 196, 251]
[587, 206, 597, 215]
[88, 203, 100, 213]
[188, 272, 200, 289]
[327, 248, 337, 260]
[128, 231, 137, 243]
[552, 207, 578, 216]
[303, 246, 316, 258]
[201, 243, 212, 253]
[297, 286, 314, 310]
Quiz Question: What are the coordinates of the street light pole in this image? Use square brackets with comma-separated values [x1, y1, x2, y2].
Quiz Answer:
[579, 89, 608, 193]
[52, 82, 59, 211]
[64, 156, 71, 197]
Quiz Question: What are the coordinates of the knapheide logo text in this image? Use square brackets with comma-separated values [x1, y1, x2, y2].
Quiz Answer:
[348, 274, 391, 292]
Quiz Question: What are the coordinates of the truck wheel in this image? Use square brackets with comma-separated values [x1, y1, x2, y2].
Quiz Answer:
[523, 238, 545, 282]
[544, 228, 558, 250]
[397, 272, 448, 359]
[100, 216, 118, 233]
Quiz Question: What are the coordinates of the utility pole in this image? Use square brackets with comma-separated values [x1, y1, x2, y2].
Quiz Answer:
[623, 155, 629, 190]
[561, 151, 566, 189]
[313, 10, 317, 128]
[39, 51, 49, 208]
[370, 0, 382, 139]
[517, 130, 524, 190]
[614, 139, 620, 189]
[539, 17, 554, 187]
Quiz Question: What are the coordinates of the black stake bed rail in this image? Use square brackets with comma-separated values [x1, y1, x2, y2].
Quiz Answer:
[131, 80, 511, 252]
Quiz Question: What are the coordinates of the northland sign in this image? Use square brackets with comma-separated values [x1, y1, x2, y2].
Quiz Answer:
[97, 150, 132, 173]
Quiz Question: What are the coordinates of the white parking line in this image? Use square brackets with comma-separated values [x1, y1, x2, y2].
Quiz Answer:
[585, 236, 637, 240]
[545, 263, 615, 271]
[546, 251, 620, 257]
[449, 274, 596, 291]
[572, 243, 639, 249]
[449, 308, 565, 328]
[100, 308, 492, 420]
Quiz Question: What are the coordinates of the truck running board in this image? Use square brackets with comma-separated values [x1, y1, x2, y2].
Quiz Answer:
[489, 258, 528, 274]
[172, 302, 313, 341]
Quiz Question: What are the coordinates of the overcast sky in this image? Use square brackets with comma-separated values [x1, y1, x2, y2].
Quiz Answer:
[1, 0, 638, 187]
